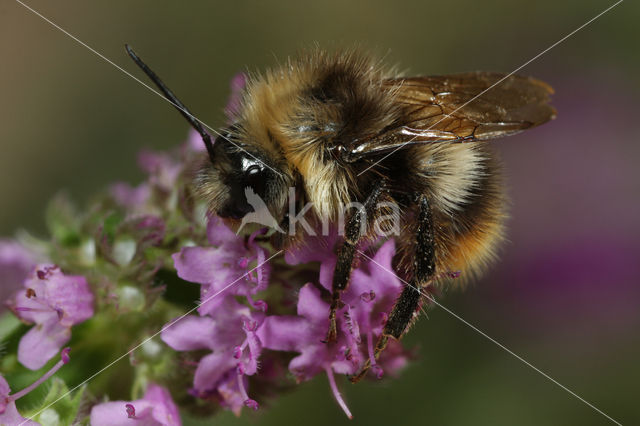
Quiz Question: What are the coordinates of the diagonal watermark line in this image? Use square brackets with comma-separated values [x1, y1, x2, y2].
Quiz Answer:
[20, 250, 283, 425]
[13, 0, 283, 178]
[356, 249, 623, 426]
[356, 0, 624, 177]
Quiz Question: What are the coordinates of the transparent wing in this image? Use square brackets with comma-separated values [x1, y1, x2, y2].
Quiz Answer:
[342, 72, 556, 161]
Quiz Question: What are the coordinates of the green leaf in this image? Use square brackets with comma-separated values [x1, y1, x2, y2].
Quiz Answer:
[26, 378, 86, 426]
[0, 311, 22, 342]
[102, 212, 125, 241]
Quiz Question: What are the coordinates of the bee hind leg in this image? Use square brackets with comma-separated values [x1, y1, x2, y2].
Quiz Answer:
[350, 194, 434, 382]
[325, 179, 387, 343]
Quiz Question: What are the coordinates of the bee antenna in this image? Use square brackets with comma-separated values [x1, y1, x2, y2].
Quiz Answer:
[124, 44, 216, 162]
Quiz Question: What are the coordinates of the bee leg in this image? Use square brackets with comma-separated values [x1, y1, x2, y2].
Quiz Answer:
[325, 179, 387, 343]
[351, 194, 434, 382]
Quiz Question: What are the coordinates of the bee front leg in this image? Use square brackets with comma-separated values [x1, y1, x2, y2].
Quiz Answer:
[325, 179, 387, 343]
[351, 193, 434, 382]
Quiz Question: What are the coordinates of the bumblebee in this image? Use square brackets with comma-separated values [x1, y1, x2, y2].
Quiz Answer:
[126, 46, 555, 380]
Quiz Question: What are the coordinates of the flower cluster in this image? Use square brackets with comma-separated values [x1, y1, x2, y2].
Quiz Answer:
[7, 265, 94, 370]
[0, 74, 417, 424]
[263, 237, 410, 383]
[161, 217, 270, 414]
[160, 218, 411, 418]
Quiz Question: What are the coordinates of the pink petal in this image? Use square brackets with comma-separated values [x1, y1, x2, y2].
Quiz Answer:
[0, 240, 38, 311]
[288, 345, 328, 381]
[41, 269, 94, 325]
[144, 384, 182, 426]
[90, 384, 181, 425]
[242, 331, 262, 376]
[161, 316, 216, 351]
[257, 316, 310, 352]
[193, 352, 236, 393]
[0, 401, 40, 426]
[90, 400, 155, 426]
[137, 149, 181, 191]
[318, 257, 337, 290]
[11, 281, 54, 325]
[297, 284, 330, 324]
[0, 375, 10, 396]
[284, 234, 338, 266]
[172, 247, 221, 285]
[206, 216, 240, 247]
[214, 375, 245, 416]
[18, 321, 70, 370]
[109, 182, 151, 209]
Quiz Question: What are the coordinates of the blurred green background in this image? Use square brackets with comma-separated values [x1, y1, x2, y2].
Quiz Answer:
[1, 0, 638, 425]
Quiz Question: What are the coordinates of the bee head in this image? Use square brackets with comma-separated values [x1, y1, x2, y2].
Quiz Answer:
[124, 45, 291, 225]
[196, 127, 291, 224]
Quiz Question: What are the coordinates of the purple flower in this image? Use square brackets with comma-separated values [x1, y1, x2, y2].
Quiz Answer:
[7, 265, 94, 370]
[109, 144, 184, 213]
[138, 149, 182, 193]
[163, 217, 269, 413]
[1, 348, 70, 426]
[172, 217, 269, 316]
[90, 383, 181, 426]
[109, 182, 151, 210]
[164, 213, 412, 417]
[0, 240, 40, 312]
[161, 301, 264, 405]
[258, 239, 410, 416]
[278, 239, 407, 377]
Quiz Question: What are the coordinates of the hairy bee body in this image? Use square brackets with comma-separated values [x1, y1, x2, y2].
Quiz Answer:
[394, 143, 505, 282]
[199, 50, 507, 280]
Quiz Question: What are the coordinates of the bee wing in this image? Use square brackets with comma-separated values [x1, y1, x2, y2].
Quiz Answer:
[342, 72, 556, 161]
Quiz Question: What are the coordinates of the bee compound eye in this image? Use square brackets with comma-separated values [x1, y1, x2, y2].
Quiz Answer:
[245, 165, 266, 195]
[246, 165, 261, 176]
